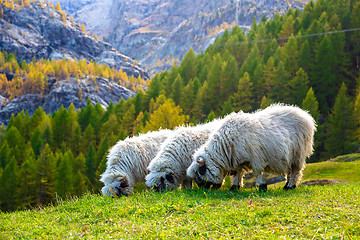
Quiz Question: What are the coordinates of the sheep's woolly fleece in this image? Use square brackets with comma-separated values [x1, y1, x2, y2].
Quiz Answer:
[145, 119, 223, 191]
[100, 129, 172, 196]
[187, 103, 316, 189]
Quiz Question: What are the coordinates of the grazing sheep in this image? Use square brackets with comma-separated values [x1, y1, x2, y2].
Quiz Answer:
[145, 119, 251, 192]
[100, 129, 172, 197]
[187, 104, 316, 191]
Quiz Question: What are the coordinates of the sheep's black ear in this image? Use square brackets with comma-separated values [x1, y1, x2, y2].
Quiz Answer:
[199, 164, 207, 175]
[165, 172, 175, 184]
[120, 176, 129, 188]
[160, 175, 165, 183]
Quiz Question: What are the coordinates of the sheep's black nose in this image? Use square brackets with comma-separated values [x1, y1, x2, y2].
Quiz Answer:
[199, 165, 207, 175]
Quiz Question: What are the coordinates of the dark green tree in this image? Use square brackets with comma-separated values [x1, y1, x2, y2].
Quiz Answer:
[289, 68, 309, 105]
[270, 61, 291, 102]
[18, 152, 37, 209]
[179, 48, 196, 85]
[72, 153, 87, 195]
[95, 136, 109, 170]
[55, 152, 73, 197]
[171, 74, 184, 105]
[0, 157, 18, 211]
[324, 83, 356, 158]
[232, 72, 253, 112]
[85, 144, 96, 190]
[181, 80, 195, 116]
[35, 144, 55, 205]
[312, 36, 337, 114]
[0, 140, 11, 169]
[207, 54, 223, 110]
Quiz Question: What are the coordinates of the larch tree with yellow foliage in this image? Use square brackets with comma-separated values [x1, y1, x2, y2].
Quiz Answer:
[144, 95, 188, 132]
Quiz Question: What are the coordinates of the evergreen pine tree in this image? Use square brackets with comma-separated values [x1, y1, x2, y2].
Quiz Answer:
[312, 36, 337, 114]
[81, 124, 95, 154]
[35, 144, 55, 205]
[302, 87, 322, 161]
[55, 152, 73, 198]
[133, 90, 144, 116]
[289, 68, 309, 106]
[121, 104, 136, 136]
[96, 154, 108, 190]
[163, 64, 179, 97]
[73, 153, 87, 195]
[30, 127, 43, 157]
[95, 136, 109, 170]
[302, 88, 320, 122]
[298, 40, 312, 73]
[52, 105, 70, 149]
[206, 111, 216, 123]
[180, 80, 195, 116]
[179, 48, 196, 85]
[232, 72, 253, 112]
[144, 75, 162, 110]
[207, 54, 222, 110]
[171, 74, 184, 105]
[260, 96, 272, 109]
[78, 98, 94, 131]
[85, 144, 96, 190]
[270, 61, 291, 102]
[325, 83, 356, 158]
[221, 99, 233, 116]
[353, 88, 360, 143]
[30, 107, 46, 132]
[5, 126, 26, 164]
[220, 55, 239, 100]
[0, 157, 18, 211]
[0, 140, 11, 169]
[18, 152, 37, 209]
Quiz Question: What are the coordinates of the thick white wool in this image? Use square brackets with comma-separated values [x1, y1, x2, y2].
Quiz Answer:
[145, 119, 224, 191]
[100, 129, 172, 196]
[187, 104, 316, 188]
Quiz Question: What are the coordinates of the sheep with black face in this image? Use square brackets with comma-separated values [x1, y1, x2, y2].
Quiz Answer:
[100, 129, 171, 197]
[145, 119, 251, 192]
[187, 104, 316, 191]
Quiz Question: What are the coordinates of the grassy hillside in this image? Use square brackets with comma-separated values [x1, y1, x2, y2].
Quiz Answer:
[1, 158, 360, 239]
[303, 157, 360, 183]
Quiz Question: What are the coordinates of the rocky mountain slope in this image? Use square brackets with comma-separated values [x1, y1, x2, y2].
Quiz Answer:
[0, 1, 149, 79]
[50, 0, 310, 73]
[0, 76, 135, 125]
[0, 1, 142, 125]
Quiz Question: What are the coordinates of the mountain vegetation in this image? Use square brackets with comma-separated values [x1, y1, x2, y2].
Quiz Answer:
[0, 51, 147, 101]
[0, 0, 360, 213]
[50, 0, 310, 73]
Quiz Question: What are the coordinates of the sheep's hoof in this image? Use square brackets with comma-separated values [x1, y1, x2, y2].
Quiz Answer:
[258, 184, 267, 192]
[229, 185, 240, 191]
[284, 185, 296, 190]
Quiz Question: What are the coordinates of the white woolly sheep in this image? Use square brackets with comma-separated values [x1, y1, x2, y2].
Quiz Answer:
[100, 129, 172, 197]
[145, 119, 251, 192]
[187, 104, 316, 191]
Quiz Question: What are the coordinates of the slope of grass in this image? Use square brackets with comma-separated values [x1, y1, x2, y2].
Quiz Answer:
[303, 159, 360, 183]
[1, 183, 359, 239]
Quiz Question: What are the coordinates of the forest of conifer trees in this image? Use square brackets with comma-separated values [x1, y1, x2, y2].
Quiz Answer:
[0, 0, 360, 212]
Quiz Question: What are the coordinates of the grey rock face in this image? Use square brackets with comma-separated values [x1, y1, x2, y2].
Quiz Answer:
[0, 2, 149, 79]
[49, 0, 309, 74]
[0, 77, 135, 125]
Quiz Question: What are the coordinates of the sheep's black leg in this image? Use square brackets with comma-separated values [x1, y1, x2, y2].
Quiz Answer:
[229, 185, 240, 191]
[259, 183, 267, 192]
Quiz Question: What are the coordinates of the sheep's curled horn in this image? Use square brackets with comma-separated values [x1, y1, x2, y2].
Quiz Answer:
[197, 157, 207, 175]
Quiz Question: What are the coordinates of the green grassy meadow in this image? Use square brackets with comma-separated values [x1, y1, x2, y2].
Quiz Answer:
[1, 157, 360, 239]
